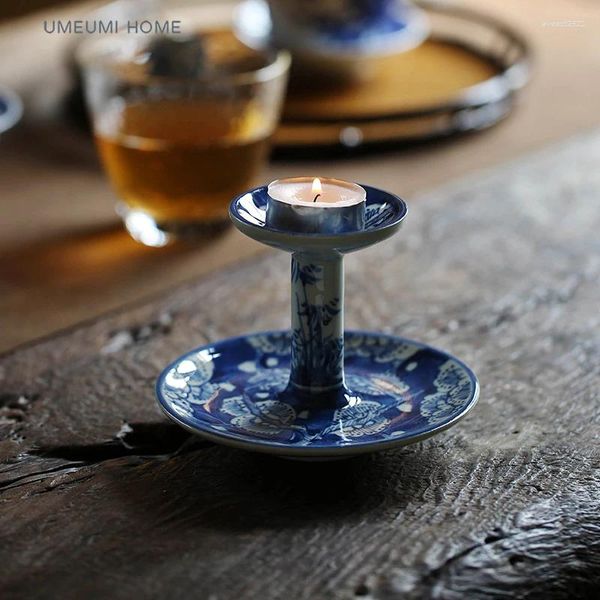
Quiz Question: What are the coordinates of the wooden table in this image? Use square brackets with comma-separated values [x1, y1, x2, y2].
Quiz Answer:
[1, 0, 600, 351]
[1, 129, 599, 599]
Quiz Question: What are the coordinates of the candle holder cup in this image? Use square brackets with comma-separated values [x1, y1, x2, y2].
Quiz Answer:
[156, 185, 479, 459]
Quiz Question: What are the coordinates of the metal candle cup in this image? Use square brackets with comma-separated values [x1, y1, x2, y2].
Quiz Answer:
[266, 177, 366, 234]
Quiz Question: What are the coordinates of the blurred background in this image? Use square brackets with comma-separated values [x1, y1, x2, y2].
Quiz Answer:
[0, 0, 598, 352]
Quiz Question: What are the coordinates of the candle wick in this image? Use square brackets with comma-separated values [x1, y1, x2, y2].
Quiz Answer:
[313, 194, 321, 202]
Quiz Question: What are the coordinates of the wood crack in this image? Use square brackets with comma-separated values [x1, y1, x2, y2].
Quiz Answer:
[0, 463, 88, 492]
[0, 421, 211, 495]
[100, 312, 173, 354]
[381, 483, 600, 600]
[0, 392, 39, 443]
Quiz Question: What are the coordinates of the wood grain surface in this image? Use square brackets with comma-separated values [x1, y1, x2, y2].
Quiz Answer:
[1, 131, 599, 599]
[1, 0, 600, 351]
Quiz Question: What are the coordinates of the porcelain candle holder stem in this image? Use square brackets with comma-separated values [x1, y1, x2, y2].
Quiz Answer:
[229, 182, 409, 407]
[290, 251, 344, 392]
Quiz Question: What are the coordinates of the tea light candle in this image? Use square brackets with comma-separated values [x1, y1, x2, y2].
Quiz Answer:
[266, 176, 366, 233]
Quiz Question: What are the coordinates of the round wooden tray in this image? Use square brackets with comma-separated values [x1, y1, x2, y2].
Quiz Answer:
[274, 1, 530, 156]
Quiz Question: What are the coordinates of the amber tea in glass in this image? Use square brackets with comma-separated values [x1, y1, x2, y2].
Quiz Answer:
[96, 98, 271, 225]
[79, 30, 289, 246]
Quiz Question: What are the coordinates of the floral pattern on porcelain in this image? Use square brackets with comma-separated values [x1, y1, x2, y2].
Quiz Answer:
[420, 360, 474, 424]
[157, 331, 479, 451]
[290, 257, 344, 391]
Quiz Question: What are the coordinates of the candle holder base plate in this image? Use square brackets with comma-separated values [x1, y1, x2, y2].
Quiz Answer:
[156, 330, 479, 460]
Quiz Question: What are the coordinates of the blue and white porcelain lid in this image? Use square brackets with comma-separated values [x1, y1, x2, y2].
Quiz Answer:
[237, 0, 429, 57]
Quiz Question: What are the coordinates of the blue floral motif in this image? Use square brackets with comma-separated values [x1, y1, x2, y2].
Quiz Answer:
[290, 258, 343, 390]
[157, 332, 478, 454]
[345, 373, 409, 397]
[247, 331, 290, 357]
[420, 360, 474, 424]
[292, 261, 322, 287]
[329, 401, 391, 439]
[247, 367, 290, 391]
[161, 351, 219, 408]
[221, 396, 299, 440]
[364, 202, 399, 229]
[345, 334, 419, 366]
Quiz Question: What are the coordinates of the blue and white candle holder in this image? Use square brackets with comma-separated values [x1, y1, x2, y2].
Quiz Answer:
[156, 183, 479, 459]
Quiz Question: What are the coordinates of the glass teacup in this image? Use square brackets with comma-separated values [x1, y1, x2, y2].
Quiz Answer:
[78, 26, 289, 246]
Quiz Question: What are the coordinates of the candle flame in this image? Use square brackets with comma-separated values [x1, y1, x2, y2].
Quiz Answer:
[312, 178, 322, 196]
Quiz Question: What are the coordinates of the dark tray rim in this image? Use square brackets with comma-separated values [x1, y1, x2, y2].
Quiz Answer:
[276, 0, 531, 151]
